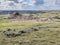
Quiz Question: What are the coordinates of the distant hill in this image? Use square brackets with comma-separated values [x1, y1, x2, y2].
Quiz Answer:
[0, 10, 42, 14]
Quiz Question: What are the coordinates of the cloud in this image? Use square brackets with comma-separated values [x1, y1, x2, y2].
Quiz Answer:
[0, 0, 60, 10]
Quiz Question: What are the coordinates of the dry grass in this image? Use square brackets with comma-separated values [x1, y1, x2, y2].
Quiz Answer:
[0, 11, 60, 45]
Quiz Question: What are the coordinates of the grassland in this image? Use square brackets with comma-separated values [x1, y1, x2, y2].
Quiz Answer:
[0, 11, 60, 45]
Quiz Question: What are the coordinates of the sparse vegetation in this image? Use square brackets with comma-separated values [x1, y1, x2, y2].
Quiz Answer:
[0, 11, 60, 45]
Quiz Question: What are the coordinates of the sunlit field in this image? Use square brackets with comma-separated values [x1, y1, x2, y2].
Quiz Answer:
[0, 11, 60, 45]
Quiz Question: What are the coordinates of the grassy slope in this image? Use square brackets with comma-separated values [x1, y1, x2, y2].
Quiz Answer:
[0, 11, 60, 45]
[0, 20, 37, 30]
[0, 28, 60, 45]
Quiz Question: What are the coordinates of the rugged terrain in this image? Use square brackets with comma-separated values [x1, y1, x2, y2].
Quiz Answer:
[0, 11, 60, 45]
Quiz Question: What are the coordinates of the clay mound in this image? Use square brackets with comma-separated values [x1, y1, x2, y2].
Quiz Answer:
[8, 12, 22, 19]
[8, 12, 40, 21]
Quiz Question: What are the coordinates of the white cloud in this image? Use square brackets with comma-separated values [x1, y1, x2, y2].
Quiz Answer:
[18, 0, 24, 2]
[0, 0, 60, 10]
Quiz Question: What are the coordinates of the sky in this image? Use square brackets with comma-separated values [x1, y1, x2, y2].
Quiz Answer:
[0, 0, 60, 10]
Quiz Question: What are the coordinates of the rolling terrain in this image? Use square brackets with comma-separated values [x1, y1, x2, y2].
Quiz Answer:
[0, 11, 60, 45]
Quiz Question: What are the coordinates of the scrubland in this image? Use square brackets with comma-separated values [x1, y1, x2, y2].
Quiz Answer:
[0, 11, 60, 45]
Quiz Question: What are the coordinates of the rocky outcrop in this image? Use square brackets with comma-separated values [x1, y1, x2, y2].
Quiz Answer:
[8, 12, 40, 21]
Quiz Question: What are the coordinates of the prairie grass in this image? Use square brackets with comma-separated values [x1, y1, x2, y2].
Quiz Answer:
[0, 11, 60, 45]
